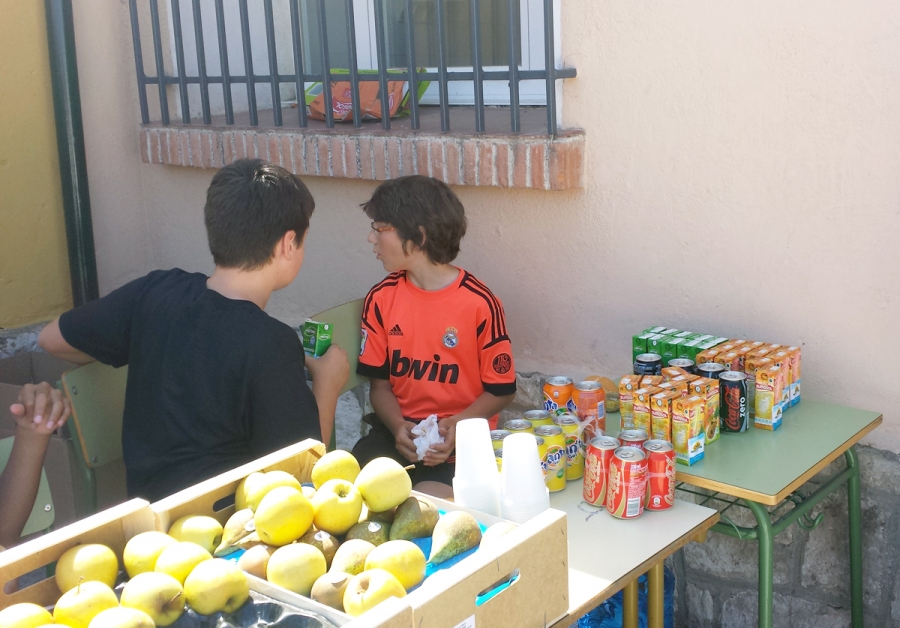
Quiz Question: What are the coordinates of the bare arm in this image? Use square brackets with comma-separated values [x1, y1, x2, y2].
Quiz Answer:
[38, 318, 95, 365]
[305, 345, 349, 447]
[423, 391, 515, 466]
[369, 378, 418, 463]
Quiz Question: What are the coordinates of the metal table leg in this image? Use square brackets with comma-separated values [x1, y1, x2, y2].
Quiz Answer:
[846, 447, 864, 628]
[647, 562, 664, 628]
[744, 500, 774, 628]
[622, 579, 639, 628]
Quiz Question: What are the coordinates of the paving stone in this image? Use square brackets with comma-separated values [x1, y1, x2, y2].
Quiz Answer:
[334, 390, 364, 451]
[685, 583, 715, 627]
[683, 524, 793, 585]
[721, 590, 790, 628]
[857, 445, 900, 496]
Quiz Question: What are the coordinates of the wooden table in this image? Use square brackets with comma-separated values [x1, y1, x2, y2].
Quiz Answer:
[608, 400, 882, 628]
[549, 482, 719, 627]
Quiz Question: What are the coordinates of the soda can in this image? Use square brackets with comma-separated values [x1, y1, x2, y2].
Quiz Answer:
[503, 419, 534, 434]
[572, 380, 606, 442]
[606, 446, 648, 519]
[495, 448, 503, 472]
[697, 362, 726, 380]
[719, 371, 750, 432]
[522, 409, 555, 428]
[619, 429, 649, 450]
[583, 436, 620, 506]
[490, 429, 511, 452]
[667, 358, 697, 375]
[644, 440, 676, 511]
[634, 353, 663, 376]
[553, 413, 585, 480]
[543, 376, 575, 416]
[535, 425, 567, 492]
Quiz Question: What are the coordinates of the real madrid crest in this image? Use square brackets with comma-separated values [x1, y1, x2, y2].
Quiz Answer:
[442, 326, 459, 349]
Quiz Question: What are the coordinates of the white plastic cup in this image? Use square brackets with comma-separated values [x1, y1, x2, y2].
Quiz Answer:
[499, 433, 550, 522]
[453, 476, 501, 516]
[453, 418, 501, 516]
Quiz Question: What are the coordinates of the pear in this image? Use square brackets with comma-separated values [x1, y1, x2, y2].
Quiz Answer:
[214, 508, 255, 556]
[298, 529, 340, 568]
[359, 504, 396, 524]
[232, 532, 264, 551]
[428, 511, 482, 564]
[310, 571, 352, 611]
[329, 539, 375, 576]
[346, 521, 391, 546]
[389, 496, 439, 541]
[237, 545, 275, 579]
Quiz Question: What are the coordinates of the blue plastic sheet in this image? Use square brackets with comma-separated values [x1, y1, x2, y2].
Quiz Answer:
[577, 565, 675, 628]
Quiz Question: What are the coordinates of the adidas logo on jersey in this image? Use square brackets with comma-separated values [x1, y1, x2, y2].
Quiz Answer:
[389, 324, 403, 336]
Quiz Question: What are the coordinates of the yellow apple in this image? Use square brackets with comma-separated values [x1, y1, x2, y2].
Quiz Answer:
[342, 569, 406, 617]
[266, 543, 326, 597]
[0, 602, 53, 628]
[119, 571, 184, 626]
[53, 581, 119, 628]
[123, 531, 177, 578]
[311, 450, 361, 488]
[87, 607, 155, 628]
[236, 471, 302, 512]
[354, 458, 412, 512]
[167, 515, 223, 555]
[329, 539, 376, 576]
[364, 540, 426, 590]
[183, 559, 249, 616]
[56, 544, 118, 593]
[311, 479, 363, 535]
[154, 541, 212, 584]
[310, 571, 351, 611]
[254, 486, 314, 546]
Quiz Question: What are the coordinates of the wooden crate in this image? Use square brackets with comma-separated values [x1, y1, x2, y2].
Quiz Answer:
[0, 498, 155, 608]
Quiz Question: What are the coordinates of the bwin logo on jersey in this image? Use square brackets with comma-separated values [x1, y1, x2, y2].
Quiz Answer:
[390, 350, 459, 384]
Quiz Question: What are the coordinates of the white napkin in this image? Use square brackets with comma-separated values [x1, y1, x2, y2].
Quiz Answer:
[412, 414, 445, 460]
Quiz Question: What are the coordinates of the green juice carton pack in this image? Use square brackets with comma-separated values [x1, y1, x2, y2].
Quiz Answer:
[302, 320, 332, 357]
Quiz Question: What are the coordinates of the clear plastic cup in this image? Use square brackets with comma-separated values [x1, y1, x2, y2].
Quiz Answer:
[453, 418, 501, 515]
[499, 433, 550, 522]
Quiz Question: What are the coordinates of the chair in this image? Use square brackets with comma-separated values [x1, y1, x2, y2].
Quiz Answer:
[0, 437, 55, 538]
[61, 362, 128, 517]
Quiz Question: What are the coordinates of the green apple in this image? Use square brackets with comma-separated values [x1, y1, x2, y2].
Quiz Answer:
[56, 544, 119, 593]
[342, 569, 407, 617]
[311, 450, 361, 488]
[266, 543, 326, 597]
[119, 571, 184, 626]
[254, 486, 314, 546]
[154, 541, 212, 584]
[53, 581, 119, 628]
[167, 515, 223, 555]
[354, 458, 412, 512]
[364, 540, 426, 590]
[183, 559, 249, 616]
[0, 602, 53, 628]
[310, 571, 351, 611]
[123, 531, 177, 578]
[329, 539, 376, 576]
[236, 471, 302, 512]
[87, 607, 155, 628]
[311, 479, 363, 535]
[236, 544, 275, 579]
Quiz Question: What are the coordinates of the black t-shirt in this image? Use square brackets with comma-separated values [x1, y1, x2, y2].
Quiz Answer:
[59, 269, 320, 501]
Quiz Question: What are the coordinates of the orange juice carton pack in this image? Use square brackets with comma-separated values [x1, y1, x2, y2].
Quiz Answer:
[658, 380, 689, 397]
[651, 390, 680, 442]
[670, 374, 699, 387]
[785, 346, 802, 406]
[746, 341, 766, 350]
[662, 366, 688, 380]
[619, 375, 642, 426]
[728, 339, 748, 346]
[673, 395, 706, 465]
[765, 344, 783, 354]
[769, 351, 792, 407]
[695, 347, 722, 365]
[754, 361, 784, 430]
[689, 378, 720, 443]
[641, 375, 665, 388]
[749, 346, 772, 361]
[733, 346, 753, 371]
[633, 387, 657, 434]
[744, 355, 772, 418]
[714, 351, 742, 372]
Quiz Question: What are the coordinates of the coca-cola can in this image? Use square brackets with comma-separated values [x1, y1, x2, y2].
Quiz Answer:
[644, 440, 676, 511]
[619, 429, 649, 450]
[583, 436, 620, 506]
[606, 446, 648, 519]
[719, 371, 750, 432]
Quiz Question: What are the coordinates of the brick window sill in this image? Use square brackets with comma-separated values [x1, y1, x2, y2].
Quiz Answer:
[139, 106, 584, 191]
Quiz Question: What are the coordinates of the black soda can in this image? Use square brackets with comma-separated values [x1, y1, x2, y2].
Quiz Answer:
[634, 353, 663, 376]
[667, 358, 697, 375]
[719, 371, 750, 432]
[697, 362, 726, 380]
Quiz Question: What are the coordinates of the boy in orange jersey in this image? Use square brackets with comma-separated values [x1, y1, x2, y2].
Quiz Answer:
[352, 176, 516, 492]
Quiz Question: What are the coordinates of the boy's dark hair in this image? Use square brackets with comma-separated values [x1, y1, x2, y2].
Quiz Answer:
[204, 159, 315, 270]
[362, 175, 466, 264]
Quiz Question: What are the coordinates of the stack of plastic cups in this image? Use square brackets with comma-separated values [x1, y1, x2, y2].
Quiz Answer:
[452, 418, 500, 516]
[499, 433, 550, 523]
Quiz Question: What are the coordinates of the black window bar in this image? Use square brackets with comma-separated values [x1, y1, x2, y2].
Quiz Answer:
[128, 0, 577, 136]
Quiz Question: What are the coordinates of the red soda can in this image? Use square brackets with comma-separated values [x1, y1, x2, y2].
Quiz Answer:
[643, 440, 676, 511]
[606, 446, 648, 519]
[618, 429, 648, 450]
[583, 436, 620, 506]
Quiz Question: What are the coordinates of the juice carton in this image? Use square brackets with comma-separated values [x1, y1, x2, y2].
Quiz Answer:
[673, 331, 695, 339]
[715, 343, 736, 355]
[711, 337, 730, 345]
[673, 396, 706, 465]
[734, 345, 753, 371]
[644, 326, 667, 334]
[700, 377, 721, 442]
[729, 339, 748, 346]
[646, 334, 669, 354]
[660, 328, 681, 336]
[619, 375, 643, 426]
[662, 366, 688, 380]
[749, 346, 772, 361]
[765, 344, 783, 353]
[678, 338, 703, 360]
[769, 351, 792, 407]
[671, 374, 699, 387]
[695, 348, 721, 365]
[660, 337, 686, 363]
[746, 341, 766, 350]
[786, 346, 802, 406]
[633, 332, 655, 358]
[651, 390, 680, 442]
[641, 375, 664, 388]
[744, 355, 772, 419]
[633, 387, 657, 434]
[714, 351, 742, 372]
[693, 334, 714, 343]
[697, 338, 724, 352]
[754, 361, 784, 430]
[302, 319, 333, 357]
[657, 381, 688, 397]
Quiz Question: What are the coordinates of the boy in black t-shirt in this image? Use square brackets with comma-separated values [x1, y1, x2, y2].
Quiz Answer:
[37, 159, 348, 501]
